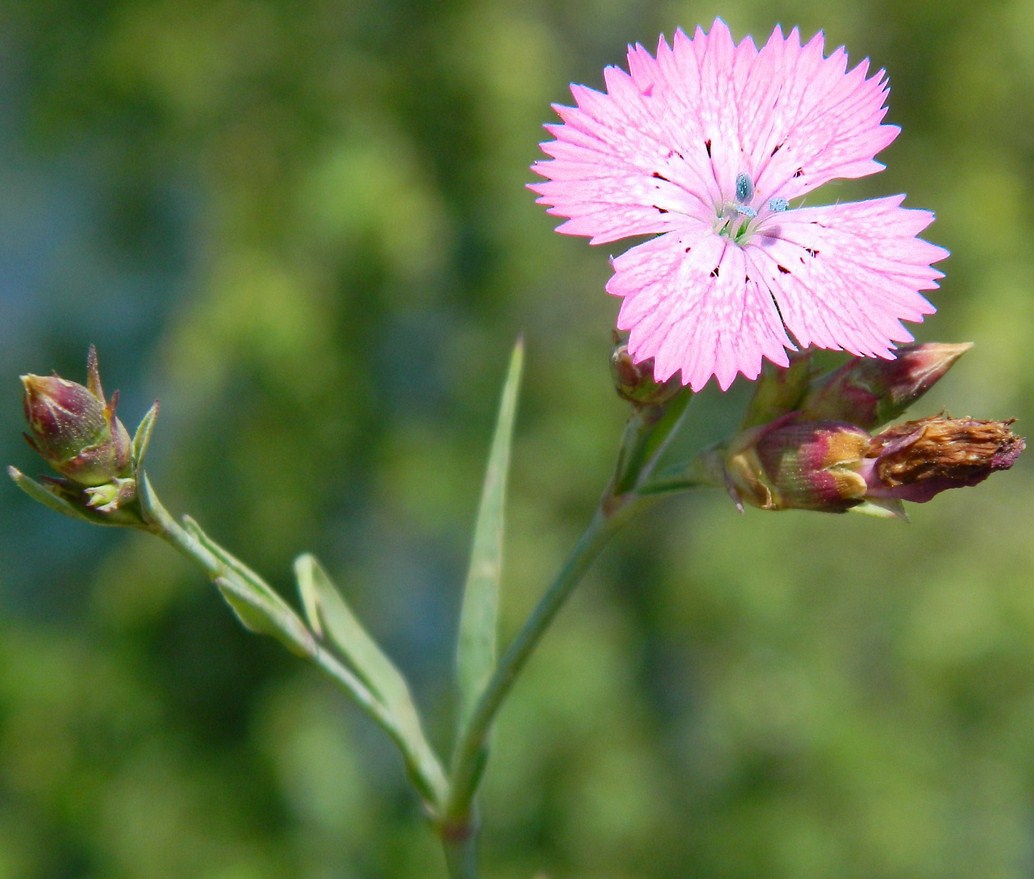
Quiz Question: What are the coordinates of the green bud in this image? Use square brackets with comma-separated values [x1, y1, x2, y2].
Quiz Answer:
[739, 351, 815, 428]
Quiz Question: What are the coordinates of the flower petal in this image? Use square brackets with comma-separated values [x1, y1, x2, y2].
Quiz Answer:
[531, 19, 899, 244]
[747, 197, 947, 357]
[529, 79, 716, 244]
[609, 231, 793, 390]
[744, 27, 898, 201]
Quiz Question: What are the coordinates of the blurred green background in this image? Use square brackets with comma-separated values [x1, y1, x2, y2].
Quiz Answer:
[2, 0, 1033, 876]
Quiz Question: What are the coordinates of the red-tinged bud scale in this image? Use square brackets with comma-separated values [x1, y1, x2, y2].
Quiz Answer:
[21, 347, 132, 487]
[22, 374, 111, 472]
[725, 416, 871, 512]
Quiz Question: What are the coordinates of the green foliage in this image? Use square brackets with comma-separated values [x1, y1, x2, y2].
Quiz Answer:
[295, 553, 447, 807]
[455, 340, 523, 733]
[2, 1, 1033, 877]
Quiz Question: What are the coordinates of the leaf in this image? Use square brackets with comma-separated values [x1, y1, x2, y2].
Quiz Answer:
[131, 402, 160, 468]
[850, 498, 907, 520]
[214, 575, 317, 659]
[295, 553, 448, 804]
[455, 338, 523, 730]
[175, 515, 320, 658]
[182, 516, 297, 615]
[8, 466, 92, 521]
[134, 476, 447, 804]
[295, 553, 412, 705]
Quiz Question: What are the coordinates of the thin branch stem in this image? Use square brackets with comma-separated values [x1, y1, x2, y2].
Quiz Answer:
[441, 392, 693, 833]
[443, 495, 643, 824]
[138, 474, 449, 809]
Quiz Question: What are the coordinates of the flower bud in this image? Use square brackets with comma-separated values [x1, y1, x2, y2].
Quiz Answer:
[610, 342, 685, 406]
[724, 415, 871, 512]
[722, 412, 1024, 515]
[862, 416, 1025, 504]
[21, 346, 132, 487]
[799, 342, 972, 429]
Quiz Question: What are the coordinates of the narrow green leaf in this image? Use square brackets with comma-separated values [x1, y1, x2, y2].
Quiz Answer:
[131, 402, 160, 468]
[7, 466, 121, 526]
[295, 553, 448, 804]
[455, 338, 523, 730]
[214, 575, 317, 659]
[295, 553, 413, 705]
[850, 499, 907, 520]
[136, 476, 447, 806]
[176, 515, 321, 658]
[182, 516, 297, 615]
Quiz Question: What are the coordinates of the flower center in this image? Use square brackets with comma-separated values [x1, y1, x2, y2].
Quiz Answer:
[715, 173, 789, 243]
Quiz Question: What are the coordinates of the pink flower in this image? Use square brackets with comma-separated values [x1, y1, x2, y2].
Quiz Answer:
[531, 19, 949, 392]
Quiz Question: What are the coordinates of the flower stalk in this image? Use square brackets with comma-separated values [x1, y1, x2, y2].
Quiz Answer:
[13, 348, 452, 813]
[443, 501, 633, 826]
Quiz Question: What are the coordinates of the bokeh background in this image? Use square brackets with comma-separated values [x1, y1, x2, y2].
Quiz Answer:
[2, 0, 1033, 876]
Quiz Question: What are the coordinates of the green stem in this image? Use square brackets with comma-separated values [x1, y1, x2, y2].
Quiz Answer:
[611, 392, 693, 497]
[441, 816, 480, 879]
[442, 500, 629, 828]
[435, 387, 699, 875]
[441, 391, 693, 840]
[635, 445, 728, 497]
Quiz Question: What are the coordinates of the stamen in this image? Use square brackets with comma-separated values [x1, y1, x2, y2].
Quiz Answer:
[735, 173, 754, 204]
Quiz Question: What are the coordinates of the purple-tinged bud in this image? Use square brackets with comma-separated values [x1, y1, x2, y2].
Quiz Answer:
[21, 346, 132, 487]
[722, 413, 1024, 515]
[861, 416, 1025, 504]
[724, 415, 871, 512]
[611, 342, 685, 407]
[800, 343, 972, 430]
